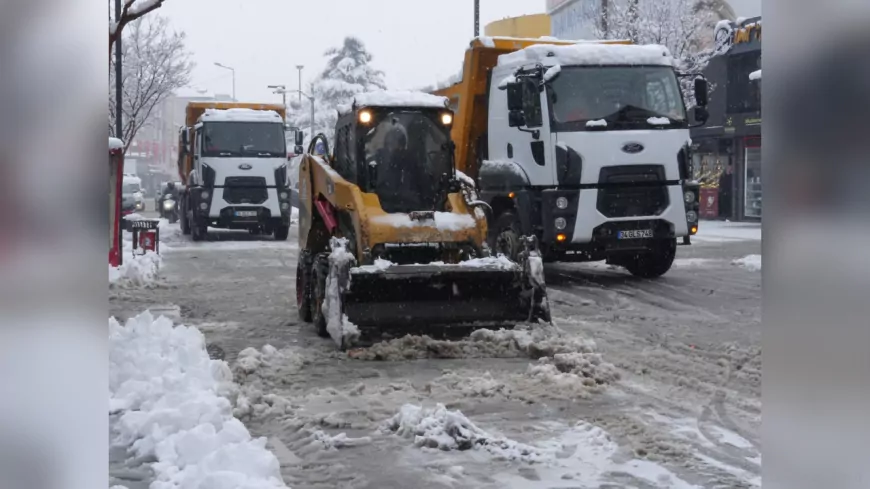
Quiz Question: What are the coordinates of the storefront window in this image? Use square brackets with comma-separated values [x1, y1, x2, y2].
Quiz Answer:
[744, 145, 762, 218]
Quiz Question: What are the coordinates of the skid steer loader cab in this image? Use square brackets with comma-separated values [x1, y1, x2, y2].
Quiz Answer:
[295, 91, 550, 351]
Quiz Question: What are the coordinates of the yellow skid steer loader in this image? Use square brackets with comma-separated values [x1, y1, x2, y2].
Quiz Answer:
[295, 91, 549, 350]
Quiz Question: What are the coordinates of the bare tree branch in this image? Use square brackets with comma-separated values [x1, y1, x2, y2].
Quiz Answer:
[109, 0, 165, 62]
[593, 0, 719, 106]
[109, 15, 193, 152]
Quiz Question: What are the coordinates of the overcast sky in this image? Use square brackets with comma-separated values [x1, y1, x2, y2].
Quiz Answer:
[160, 0, 546, 102]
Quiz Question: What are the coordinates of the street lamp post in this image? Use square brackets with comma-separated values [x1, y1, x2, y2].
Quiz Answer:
[295, 90, 316, 146]
[296, 65, 304, 105]
[267, 84, 287, 112]
[214, 62, 236, 101]
[474, 0, 480, 37]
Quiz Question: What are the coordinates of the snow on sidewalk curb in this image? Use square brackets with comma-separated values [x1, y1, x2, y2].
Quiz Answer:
[109, 251, 162, 287]
[109, 311, 289, 489]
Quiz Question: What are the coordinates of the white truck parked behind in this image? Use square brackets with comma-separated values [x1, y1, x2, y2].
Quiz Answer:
[176, 102, 304, 241]
[434, 38, 709, 278]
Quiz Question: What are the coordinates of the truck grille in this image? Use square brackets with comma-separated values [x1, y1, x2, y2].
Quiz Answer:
[223, 177, 268, 205]
[596, 165, 669, 218]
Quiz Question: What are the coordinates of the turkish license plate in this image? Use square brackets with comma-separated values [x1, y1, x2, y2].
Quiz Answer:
[618, 229, 653, 239]
[235, 210, 258, 218]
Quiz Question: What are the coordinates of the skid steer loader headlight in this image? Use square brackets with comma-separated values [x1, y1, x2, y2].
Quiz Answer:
[684, 190, 695, 204]
[556, 197, 569, 209]
[201, 190, 210, 200]
[280, 191, 289, 200]
[555, 217, 567, 230]
[441, 113, 453, 125]
[359, 110, 373, 124]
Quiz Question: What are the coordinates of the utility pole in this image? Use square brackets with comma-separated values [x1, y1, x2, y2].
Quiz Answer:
[474, 0, 480, 37]
[296, 65, 304, 105]
[114, 0, 123, 140]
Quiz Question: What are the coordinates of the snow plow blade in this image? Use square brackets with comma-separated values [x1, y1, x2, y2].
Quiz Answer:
[344, 263, 539, 334]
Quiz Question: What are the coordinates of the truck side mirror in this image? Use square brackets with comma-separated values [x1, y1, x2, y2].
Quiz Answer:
[521, 78, 543, 128]
[295, 131, 304, 146]
[694, 77, 709, 107]
[506, 83, 524, 111]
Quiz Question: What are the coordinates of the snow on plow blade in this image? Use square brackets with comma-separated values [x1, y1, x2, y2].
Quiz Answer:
[345, 262, 532, 331]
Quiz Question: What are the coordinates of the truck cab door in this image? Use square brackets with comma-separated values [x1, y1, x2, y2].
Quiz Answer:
[519, 79, 557, 187]
[193, 127, 202, 184]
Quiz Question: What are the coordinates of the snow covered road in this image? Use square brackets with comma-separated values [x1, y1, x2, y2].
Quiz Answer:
[109, 221, 761, 488]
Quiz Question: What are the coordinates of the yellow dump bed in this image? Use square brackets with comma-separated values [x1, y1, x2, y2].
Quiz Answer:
[432, 37, 631, 179]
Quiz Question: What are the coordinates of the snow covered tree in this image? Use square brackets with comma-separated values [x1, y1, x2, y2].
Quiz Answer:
[109, 0, 166, 62]
[288, 37, 387, 146]
[593, 0, 724, 106]
[108, 15, 193, 152]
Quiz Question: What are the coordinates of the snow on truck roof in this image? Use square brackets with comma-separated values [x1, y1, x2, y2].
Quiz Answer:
[351, 90, 449, 110]
[200, 108, 284, 123]
[497, 43, 675, 69]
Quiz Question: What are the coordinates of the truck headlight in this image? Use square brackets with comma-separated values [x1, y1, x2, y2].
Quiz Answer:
[556, 197, 569, 209]
[555, 217, 567, 230]
[201, 190, 210, 200]
[686, 210, 698, 223]
[684, 190, 695, 204]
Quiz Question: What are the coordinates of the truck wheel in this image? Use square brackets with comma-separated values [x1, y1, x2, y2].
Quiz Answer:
[623, 238, 677, 278]
[311, 256, 329, 337]
[296, 252, 313, 322]
[491, 212, 522, 262]
[274, 225, 290, 241]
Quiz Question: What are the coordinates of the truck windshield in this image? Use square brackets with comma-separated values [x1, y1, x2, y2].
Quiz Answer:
[547, 66, 687, 131]
[202, 122, 286, 157]
[364, 111, 452, 213]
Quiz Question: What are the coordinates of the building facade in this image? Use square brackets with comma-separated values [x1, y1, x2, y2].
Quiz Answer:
[484, 13, 551, 38]
[691, 17, 762, 221]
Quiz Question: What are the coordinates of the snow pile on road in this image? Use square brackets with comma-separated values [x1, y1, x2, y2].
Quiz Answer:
[351, 323, 598, 361]
[109, 251, 162, 288]
[382, 403, 546, 462]
[324, 238, 361, 349]
[109, 311, 288, 489]
[732, 254, 762, 271]
[527, 351, 621, 390]
[233, 345, 306, 421]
